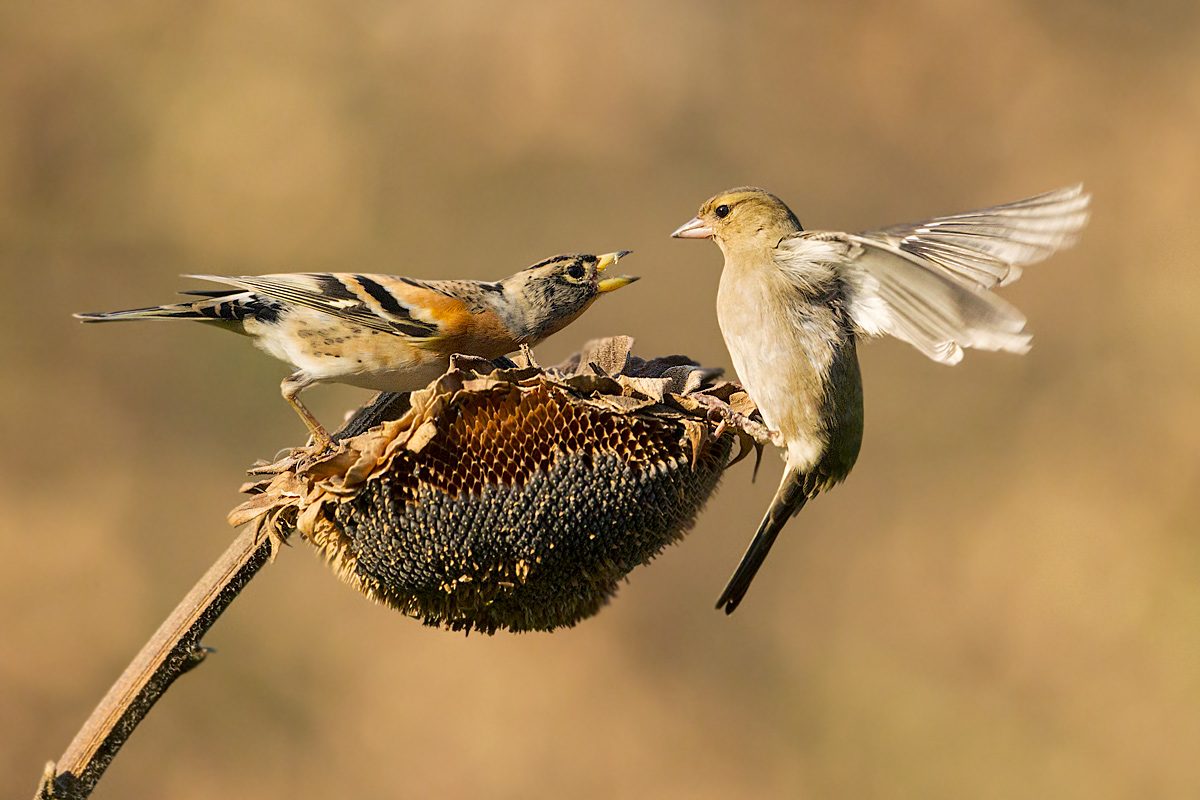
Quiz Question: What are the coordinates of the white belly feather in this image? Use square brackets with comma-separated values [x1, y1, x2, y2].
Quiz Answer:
[245, 308, 450, 392]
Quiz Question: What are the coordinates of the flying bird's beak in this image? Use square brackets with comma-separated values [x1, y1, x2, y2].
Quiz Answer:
[595, 251, 638, 293]
[671, 216, 713, 239]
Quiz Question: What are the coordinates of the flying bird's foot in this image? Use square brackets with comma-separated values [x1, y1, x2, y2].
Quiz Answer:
[709, 415, 728, 443]
[691, 393, 779, 447]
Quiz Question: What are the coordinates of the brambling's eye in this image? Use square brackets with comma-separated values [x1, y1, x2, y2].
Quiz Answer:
[714, 204, 731, 219]
[567, 262, 586, 280]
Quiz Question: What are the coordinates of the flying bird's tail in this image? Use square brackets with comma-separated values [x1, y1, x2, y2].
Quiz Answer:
[716, 467, 811, 613]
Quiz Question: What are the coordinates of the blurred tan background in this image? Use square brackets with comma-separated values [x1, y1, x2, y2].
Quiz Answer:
[4, 1, 1199, 797]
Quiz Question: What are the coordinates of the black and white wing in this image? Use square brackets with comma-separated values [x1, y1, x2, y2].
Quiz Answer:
[184, 273, 445, 339]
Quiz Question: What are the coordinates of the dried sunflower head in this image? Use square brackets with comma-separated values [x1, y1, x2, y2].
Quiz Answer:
[231, 336, 765, 634]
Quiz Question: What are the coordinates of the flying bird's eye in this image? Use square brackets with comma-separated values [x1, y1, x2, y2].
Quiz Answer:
[567, 262, 585, 280]
[714, 204, 731, 219]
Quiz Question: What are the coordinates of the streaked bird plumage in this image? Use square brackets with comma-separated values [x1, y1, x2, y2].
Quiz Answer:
[673, 185, 1090, 613]
[76, 252, 637, 447]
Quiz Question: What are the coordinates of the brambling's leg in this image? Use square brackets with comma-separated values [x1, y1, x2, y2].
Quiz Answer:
[281, 372, 333, 450]
[518, 344, 540, 369]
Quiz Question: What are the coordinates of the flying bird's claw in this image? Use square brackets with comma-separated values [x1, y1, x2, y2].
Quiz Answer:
[689, 392, 781, 455]
[710, 416, 728, 443]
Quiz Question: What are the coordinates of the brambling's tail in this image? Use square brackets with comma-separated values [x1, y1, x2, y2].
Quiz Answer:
[75, 290, 276, 326]
[75, 303, 211, 322]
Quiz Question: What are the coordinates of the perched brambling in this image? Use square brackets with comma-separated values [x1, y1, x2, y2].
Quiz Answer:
[76, 252, 637, 448]
[673, 185, 1090, 613]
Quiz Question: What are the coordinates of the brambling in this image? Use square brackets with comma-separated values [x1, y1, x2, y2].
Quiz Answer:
[76, 252, 637, 448]
[673, 185, 1090, 612]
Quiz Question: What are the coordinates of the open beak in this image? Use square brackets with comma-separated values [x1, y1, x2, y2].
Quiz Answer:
[671, 216, 713, 239]
[596, 250, 638, 293]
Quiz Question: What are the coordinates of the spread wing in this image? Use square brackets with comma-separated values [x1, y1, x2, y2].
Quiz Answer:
[184, 273, 452, 340]
[859, 184, 1090, 290]
[814, 185, 1089, 364]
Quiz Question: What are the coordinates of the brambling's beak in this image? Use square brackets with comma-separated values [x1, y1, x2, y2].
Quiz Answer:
[596, 251, 638, 293]
[671, 216, 713, 239]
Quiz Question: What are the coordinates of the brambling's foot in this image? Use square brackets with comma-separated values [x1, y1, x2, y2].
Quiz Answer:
[308, 429, 336, 453]
[247, 446, 312, 475]
[245, 424, 337, 477]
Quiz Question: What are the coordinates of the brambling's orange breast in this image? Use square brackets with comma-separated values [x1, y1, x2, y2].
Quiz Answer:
[415, 294, 520, 359]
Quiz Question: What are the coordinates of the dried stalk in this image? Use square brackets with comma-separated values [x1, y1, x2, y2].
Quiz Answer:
[33, 524, 284, 800]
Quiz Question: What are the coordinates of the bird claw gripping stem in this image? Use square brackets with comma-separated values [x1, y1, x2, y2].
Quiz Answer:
[689, 391, 780, 449]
